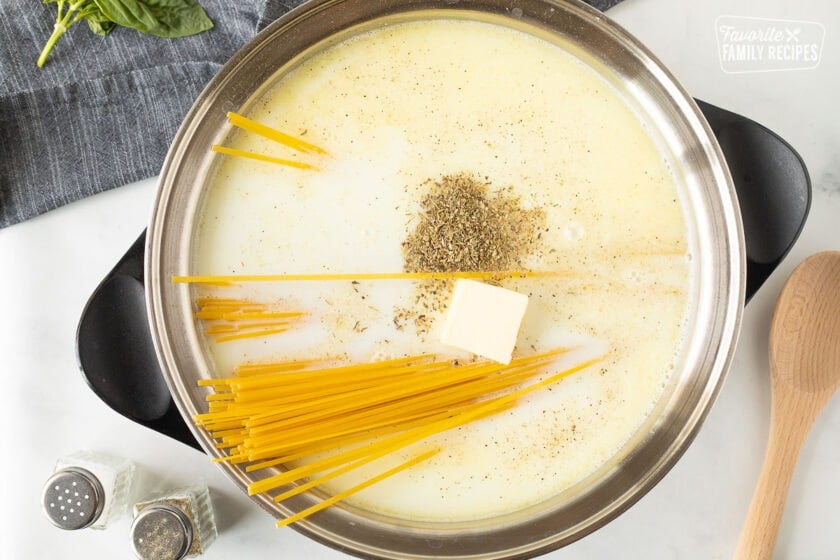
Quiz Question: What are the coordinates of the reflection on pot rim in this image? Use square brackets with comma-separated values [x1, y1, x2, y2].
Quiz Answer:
[145, 1, 744, 558]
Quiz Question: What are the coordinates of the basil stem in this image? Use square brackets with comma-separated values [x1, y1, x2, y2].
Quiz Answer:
[37, 0, 99, 67]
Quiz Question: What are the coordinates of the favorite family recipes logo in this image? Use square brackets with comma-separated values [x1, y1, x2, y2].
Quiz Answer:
[716, 16, 825, 73]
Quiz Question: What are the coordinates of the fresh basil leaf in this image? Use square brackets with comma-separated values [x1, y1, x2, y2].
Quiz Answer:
[92, 0, 213, 38]
[85, 12, 118, 36]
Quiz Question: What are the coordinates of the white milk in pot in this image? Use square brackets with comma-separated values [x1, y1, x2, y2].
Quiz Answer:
[191, 17, 692, 523]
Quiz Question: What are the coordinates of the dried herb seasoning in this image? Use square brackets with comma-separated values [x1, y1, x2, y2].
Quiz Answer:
[402, 173, 545, 273]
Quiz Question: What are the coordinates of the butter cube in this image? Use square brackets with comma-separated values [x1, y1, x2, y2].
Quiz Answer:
[440, 280, 529, 364]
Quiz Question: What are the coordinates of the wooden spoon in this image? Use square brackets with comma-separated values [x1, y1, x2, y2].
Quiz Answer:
[733, 251, 840, 559]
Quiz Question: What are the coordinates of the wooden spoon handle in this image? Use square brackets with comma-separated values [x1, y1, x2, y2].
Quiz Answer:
[733, 403, 813, 560]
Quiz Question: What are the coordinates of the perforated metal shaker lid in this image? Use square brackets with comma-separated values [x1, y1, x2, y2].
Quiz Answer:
[130, 504, 194, 560]
[41, 467, 105, 530]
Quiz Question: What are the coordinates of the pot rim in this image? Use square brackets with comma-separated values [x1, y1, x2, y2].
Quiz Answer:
[146, 1, 745, 558]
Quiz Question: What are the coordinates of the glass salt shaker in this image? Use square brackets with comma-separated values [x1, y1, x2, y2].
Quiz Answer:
[130, 484, 217, 560]
[41, 451, 135, 530]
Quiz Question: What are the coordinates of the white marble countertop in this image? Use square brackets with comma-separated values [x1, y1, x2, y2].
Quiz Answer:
[2, 0, 838, 558]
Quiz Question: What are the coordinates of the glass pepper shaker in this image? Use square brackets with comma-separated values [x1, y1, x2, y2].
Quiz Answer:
[130, 484, 217, 559]
[41, 450, 135, 530]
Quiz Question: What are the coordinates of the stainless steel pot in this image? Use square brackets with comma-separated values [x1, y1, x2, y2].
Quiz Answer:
[145, 1, 744, 557]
